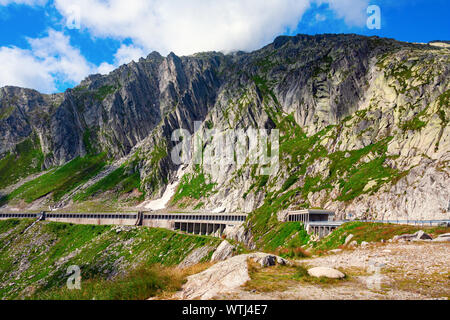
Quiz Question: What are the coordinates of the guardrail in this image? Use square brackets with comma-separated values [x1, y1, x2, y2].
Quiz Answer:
[348, 219, 450, 227]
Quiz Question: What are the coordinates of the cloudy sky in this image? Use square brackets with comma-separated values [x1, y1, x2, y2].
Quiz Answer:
[0, 0, 448, 93]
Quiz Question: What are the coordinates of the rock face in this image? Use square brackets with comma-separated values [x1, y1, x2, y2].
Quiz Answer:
[307, 267, 346, 279]
[211, 240, 235, 262]
[1, 34, 449, 224]
[178, 246, 215, 269]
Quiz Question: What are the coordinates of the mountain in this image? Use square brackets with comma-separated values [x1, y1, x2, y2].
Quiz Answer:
[0, 34, 449, 241]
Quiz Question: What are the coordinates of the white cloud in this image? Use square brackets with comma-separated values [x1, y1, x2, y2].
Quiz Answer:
[0, 0, 371, 93]
[0, 46, 56, 92]
[53, 0, 313, 56]
[52, 0, 369, 56]
[0, 30, 109, 93]
[114, 44, 146, 66]
[321, 0, 369, 27]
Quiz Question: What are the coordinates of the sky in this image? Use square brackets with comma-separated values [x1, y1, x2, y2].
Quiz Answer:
[0, 0, 449, 94]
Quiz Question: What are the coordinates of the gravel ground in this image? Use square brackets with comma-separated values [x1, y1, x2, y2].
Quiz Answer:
[216, 242, 450, 300]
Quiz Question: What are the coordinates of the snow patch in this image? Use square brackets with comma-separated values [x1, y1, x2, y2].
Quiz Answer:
[212, 207, 226, 213]
[139, 166, 187, 211]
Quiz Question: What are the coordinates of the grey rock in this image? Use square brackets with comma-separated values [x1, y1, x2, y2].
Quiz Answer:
[360, 241, 370, 248]
[179, 246, 214, 269]
[415, 230, 432, 240]
[308, 267, 345, 279]
[211, 240, 235, 262]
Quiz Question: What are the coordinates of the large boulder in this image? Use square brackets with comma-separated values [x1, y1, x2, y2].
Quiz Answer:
[307, 267, 346, 279]
[177, 252, 289, 299]
[211, 240, 235, 262]
[393, 230, 432, 242]
[415, 230, 432, 240]
[249, 252, 290, 267]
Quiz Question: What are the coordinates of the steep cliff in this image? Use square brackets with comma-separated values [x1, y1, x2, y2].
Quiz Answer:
[0, 34, 448, 230]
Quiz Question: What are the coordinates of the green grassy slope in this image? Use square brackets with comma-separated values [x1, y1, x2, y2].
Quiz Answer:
[0, 135, 44, 190]
[0, 219, 220, 299]
[312, 222, 450, 253]
[0, 153, 107, 206]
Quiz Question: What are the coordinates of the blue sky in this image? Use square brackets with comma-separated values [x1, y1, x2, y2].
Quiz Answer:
[0, 0, 449, 93]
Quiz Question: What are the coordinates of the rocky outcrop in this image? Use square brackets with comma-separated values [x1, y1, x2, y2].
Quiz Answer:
[176, 252, 288, 300]
[211, 240, 234, 262]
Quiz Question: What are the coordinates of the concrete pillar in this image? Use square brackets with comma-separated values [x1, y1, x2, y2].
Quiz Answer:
[194, 223, 200, 235]
[201, 223, 207, 235]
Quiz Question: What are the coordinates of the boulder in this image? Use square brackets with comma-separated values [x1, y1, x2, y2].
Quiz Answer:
[393, 230, 433, 242]
[393, 234, 416, 242]
[344, 234, 354, 246]
[254, 255, 276, 267]
[177, 252, 289, 299]
[415, 230, 432, 240]
[361, 241, 369, 248]
[211, 240, 235, 262]
[349, 240, 358, 247]
[307, 267, 345, 279]
[330, 249, 343, 254]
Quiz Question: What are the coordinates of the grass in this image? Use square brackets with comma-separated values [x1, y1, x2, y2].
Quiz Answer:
[244, 261, 346, 293]
[0, 105, 15, 120]
[262, 222, 310, 253]
[74, 164, 143, 202]
[94, 85, 117, 102]
[83, 128, 96, 155]
[31, 265, 183, 300]
[401, 116, 427, 131]
[312, 222, 450, 253]
[0, 135, 44, 189]
[1, 153, 107, 205]
[172, 167, 216, 205]
[0, 219, 220, 299]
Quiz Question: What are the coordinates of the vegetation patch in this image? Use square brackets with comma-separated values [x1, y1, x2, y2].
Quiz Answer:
[401, 116, 427, 131]
[262, 222, 310, 253]
[172, 166, 216, 205]
[94, 85, 118, 102]
[0, 106, 15, 120]
[244, 262, 346, 293]
[312, 222, 450, 253]
[0, 219, 220, 299]
[74, 163, 143, 202]
[1, 153, 107, 205]
[0, 135, 44, 189]
[32, 265, 183, 300]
